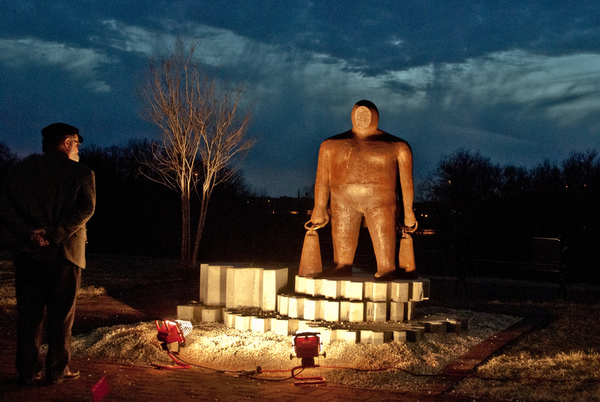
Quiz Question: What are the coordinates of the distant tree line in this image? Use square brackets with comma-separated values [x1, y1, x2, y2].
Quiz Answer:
[1, 142, 598, 275]
[419, 149, 600, 275]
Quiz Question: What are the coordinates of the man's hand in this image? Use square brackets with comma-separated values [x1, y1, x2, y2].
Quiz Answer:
[30, 228, 50, 248]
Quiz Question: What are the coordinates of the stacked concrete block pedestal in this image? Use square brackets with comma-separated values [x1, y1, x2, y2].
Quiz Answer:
[178, 265, 464, 345]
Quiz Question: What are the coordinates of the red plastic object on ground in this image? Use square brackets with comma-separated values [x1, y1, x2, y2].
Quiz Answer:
[291, 331, 326, 385]
[292, 331, 322, 360]
[156, 320, 187, 349]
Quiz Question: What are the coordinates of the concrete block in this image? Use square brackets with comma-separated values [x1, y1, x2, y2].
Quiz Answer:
[288, 319, 300, 334]
[360, 330, 388, 345]
[393, 330, 407, 342]
[205, 265, 229, 306]
[305, 278, 323, 297]
[303, 298, 318, 320]
[407, 327, 425, 342]
[424, 321, 446, 334]
[323, 300, 340, 322]
[389, 302, 405, 322]
[223, 311, 236, 328]
[177, 304, 204, 322]
[405, 302, 415, 321]
[226, 267, 263, 309]
[391, 282, 410, 302]
[341, 280, 363, 300]
[199, 264, 209, 303]
[334, 328, 348, 342]
[311, 327, 334, 345]
[349, 302, 365, 322]
[201, 307, 222, 323]
[360, 330, 374, 344]
[313, 299, 326, 321]
[409, 280, 431, 301]
[277, 294, 289, 316]
[382, 331, 394, 343]
[288, 297, 305, 319]
[270, 319, 291, 336]
[262, 268, 288, 311]
[344, 331, 359, 345]
[295, 275, 306, 294]
[410, 281, 424, 301]
[234, 315, 251, 331]
[371, 331, 387, 345]
[297, 320, 311, 332]
[339, 301, 351, 321]
[422, 279, 431, 300]
[446, 319, 462, 333]
[321, 279, 341, 299]
[250, 317, 270, 333]
[366, 301, 387, 322]
[365, 281, 390, 301]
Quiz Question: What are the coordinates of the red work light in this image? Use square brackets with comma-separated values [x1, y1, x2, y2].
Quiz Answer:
[292, 332, 322, 361]
[290, 331, 326, 385]
[155, 319, 193, 353]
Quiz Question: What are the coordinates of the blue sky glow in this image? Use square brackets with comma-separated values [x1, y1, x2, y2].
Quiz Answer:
[1, 1, 599, 196]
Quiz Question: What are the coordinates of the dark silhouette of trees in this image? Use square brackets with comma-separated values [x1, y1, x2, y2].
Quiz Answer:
[3, 139, 599, 279]
[77, 142, 303, 264]
[421, 149, 600, 278]
[0, 142, 18, 187]
[79, 141, 181, 257]
[420, 150, 502, 233]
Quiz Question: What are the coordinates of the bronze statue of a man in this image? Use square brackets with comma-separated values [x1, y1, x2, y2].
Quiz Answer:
[310, 100, 417, 280]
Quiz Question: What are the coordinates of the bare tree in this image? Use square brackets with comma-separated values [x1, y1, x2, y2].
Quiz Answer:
[191, 83, 255, 266]
[139, 40, 254, 270]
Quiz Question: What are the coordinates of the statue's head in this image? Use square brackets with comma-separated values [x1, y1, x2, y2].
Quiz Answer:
[351, 100, 379, 134]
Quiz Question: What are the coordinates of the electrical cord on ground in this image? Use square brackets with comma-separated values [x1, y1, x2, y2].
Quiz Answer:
[152, 351, 258, 375]
[153, 350, 600, 384]
[258, 363, 600, 384]
[248, 367, 303, 382]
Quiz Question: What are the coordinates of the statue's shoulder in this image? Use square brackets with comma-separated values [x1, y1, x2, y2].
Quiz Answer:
[325, 130, 353, 141]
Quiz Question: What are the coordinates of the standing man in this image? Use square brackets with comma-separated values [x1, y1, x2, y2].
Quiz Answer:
[0, 123, 95, 385]
[310, 100, 417, 280]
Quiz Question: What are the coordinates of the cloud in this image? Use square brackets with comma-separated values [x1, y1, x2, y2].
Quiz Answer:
[98, 17, 600, 195]
[96, 20, 170, 56]
[4, 2, 600, 196]
[427, 50, 600, 131]
[0, 38, 113, 92]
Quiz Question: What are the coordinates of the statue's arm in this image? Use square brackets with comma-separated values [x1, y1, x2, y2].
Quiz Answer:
[311, 142, 331, 225]
[398, 142, 417, 229]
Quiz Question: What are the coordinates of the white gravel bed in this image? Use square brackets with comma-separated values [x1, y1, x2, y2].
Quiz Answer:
[71, 307, 520, 391]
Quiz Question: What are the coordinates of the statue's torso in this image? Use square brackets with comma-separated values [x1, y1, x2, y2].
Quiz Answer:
[324, 133, 404, 189]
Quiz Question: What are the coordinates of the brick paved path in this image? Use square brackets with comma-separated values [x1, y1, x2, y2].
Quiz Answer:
[1, 272, 560, 401]
[0, 287, 446, 401]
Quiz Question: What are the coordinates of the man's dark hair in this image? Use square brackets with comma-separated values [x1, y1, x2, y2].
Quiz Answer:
[41, 123, 81, 153]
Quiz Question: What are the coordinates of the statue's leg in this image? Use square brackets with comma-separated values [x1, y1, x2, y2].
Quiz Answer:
[330, 203, 362, 271]
[364, 205, 397, 277]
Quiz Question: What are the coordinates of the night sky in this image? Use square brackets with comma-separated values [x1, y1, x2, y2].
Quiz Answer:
[1, 1, 599, 196]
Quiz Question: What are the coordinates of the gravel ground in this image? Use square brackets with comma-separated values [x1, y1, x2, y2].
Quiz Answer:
[70, 305, 520, 392]
[4, 255, 600, 399]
